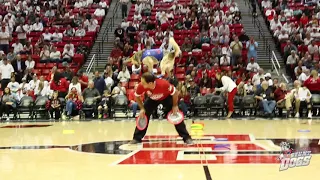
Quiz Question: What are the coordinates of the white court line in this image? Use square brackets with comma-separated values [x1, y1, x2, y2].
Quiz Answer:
[249, 134, 256, 142]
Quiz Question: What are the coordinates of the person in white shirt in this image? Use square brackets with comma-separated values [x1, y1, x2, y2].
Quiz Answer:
[94, 6, 105, 17]
[42, 29, 52, 42]
[133, 11, 142, 21]
[307, 40, 319, 55]
[219, 53, 231, 66]
[25, 55, 35, 70]
[252, 68, 265, 86]
[278, 30, 289, 42]
[86, 18, 98, 32]
[51, 29, 63, 42]
[7, 76, 20, 97]
[75, 25, 86, 37]
[29, 74, 39, 90]
[34, 78, 51, 97]
[62, 45, 74, 63]
[291, 80, 312, 118]
[117, 66, 131, 83]
[0, 26, 10, 54]
[15, 23, 27, 44]
[11, 40, 23, 54]
[215, 72, 237, 118]
[297, 67, 307, 83]
[49, 46, 61, 63]
[261, 0, 272, 9]
[68, 76, 82, 94]
[32, 18, 43, 32]
[132, 63, 141, 74]
[0, 58, 14, 89]
[104, 73, 114, 92]
[74, 0, 84, 8]
[246, 57, 260, 72]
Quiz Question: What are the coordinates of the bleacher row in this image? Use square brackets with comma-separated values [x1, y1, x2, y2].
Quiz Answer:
[8, 0, 110, 77]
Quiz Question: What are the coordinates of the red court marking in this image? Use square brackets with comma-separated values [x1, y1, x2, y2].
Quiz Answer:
[143, 135, 251, 141]
[119, 150, 279, 164]
[143, 143, 264, 150]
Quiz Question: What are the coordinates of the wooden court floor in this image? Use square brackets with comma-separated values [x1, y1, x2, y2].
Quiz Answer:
[0, 119, 319, 180]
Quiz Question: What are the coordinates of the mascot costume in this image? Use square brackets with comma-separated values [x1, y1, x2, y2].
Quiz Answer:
[127, 37, 180, 77]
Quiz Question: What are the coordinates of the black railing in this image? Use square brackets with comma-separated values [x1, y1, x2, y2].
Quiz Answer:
[95, 1, 120, 65]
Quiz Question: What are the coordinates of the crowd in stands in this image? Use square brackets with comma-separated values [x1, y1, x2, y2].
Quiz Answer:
[0, 0, 109, 120]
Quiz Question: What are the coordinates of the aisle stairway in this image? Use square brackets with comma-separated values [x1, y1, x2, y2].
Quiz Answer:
[84, 1, 127, 71]
[236, 0, 283, 70]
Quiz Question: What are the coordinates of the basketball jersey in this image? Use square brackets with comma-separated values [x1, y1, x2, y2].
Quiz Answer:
[141, 49, 164, 61]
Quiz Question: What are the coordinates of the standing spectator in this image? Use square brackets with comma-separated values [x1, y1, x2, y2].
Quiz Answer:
[120, 0, 129, 19]
[0, 58, 14, 90]
[230, 36, 243, 65]
[0, 26, 10, 54]
[246, 37, 258, 61]
[11, 55, 26, 83]
[93, 71, 106, 95]
[50, 73, 69, 98]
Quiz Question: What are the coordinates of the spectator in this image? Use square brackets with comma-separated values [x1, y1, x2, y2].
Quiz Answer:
[50, 73, 69, 97]
[220, 53, 231, 66]
[199, 73, 212, 88]
[75, 24, 86, 37]
[187, 79, 200, 101]
[286, 50, 299, 78]
[0, 58, 14, 90]
[0, 26, 10, 54]
[12, 55, 26, 83]
[62, 45, 74, 63]
[51, 28, 63, 42]
[94, 6, 106, 17]
[93, 71, 106, 95]
[34, 76, 51, 97]
[82, 81, 101, 106]
[120, 0, 129, 19]
[97, 90, 112, 119]
[12, 39, 23, 54]
[246, 37, 258, 61]
[69, 76, 82, 94]
[65, 87, 84, 119]
[114, 25, 125, 40]
[246, 57, 260, 72]
[111, 82, 126, 99]
[230, 36, 243, 65]
[252, 68, 265, 86]
[0, 87, 17, 121]
[128, 84, 141, 118]
[15, 23, 27, 45]
[291, 80, 312, 118]
[255, 81, 276, 117]
[304, 70, 320, 93]
[49, 46, 61, 63]
[77, 71, 89, 91]
[117, 65, 130, 83]
[22, 41, 33, 55]
[47, 91, 61, 120]
[32, 18, 43, 32]
[63, 25, 75, 37]
[7, 76, 19, 98]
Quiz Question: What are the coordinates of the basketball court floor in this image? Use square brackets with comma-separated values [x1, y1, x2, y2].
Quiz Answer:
[0, 118, 319, 180]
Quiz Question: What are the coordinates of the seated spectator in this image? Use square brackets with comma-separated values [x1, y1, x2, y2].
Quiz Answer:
[128, 84, 141, 118]
[132, 62, 141, 74]
[45, 7, 55, 17]
[220, 53, 231, 66]
[117, 65, 130, 83]
[82, 81, 101, 117]
[219, 32, 230, 44]
[69, 76, 82, 94]
[0, 87, 17, 121]
[155, 28, 164, 41]
[187, 79, 200, 101]
[252, 68, 265, 86]
[12, 39, 23, 54]
[77, 71, 89, 91]
[32, 18, 43, 32]
[133, 11, 142, 21]
[65, 87, 84, 119]
[181, 37, 192, 52]
[75, 24, 86, 37]
[199, 73, 212, 89]
[244, 79, 254, 95]
[21, 41, 33, 55]
[62, 45, 74, 63]
[291, 80, 312, 118]
[7, 76, 20, 98]
[274, 83, 291, 116]
[29, 74, 39, 90]
[246, 57, 260, 72]
[297, 67, 308, 83]
[255, 81, 276, 117]
[178, 83, 191, 116]
[40, 45, 51, 63]
[111, 82, 126, 99]
[94, 6, 106, 17]
[63, 25, 75, 37]
[97, 90, 112, 119]
[51, 28, 63, 42]
[34, 76, 51, 97]
[47, 91, 61, 120]
[49, 46, 61, 63]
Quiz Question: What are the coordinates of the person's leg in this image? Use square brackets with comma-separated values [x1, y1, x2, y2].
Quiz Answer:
[268, 100, 276, 114]
[54, 108, 61, 119]
[132, 98, 159, 142]
[49, 107, 54, 118]
[306, 99, 312, 118]
[161, 96, 192, 142]
[142, 56, 157, 73]
[179, 101, 188, 116]
[261, 100, 271, 114]
[227, 88, 237, 117]
[131, 102, 138, 117]
[295, 99, 301, 117]
[66, 100, 74, 116]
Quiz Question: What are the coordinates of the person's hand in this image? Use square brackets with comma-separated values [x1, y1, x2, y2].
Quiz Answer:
[172, 105, 179, 115]
[139, 109, 145, 118]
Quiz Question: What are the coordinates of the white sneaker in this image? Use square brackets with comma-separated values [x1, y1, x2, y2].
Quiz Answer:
[308, 112, 312, 119]
[6, 117, 10, 121]
[295, 113, 300, 118]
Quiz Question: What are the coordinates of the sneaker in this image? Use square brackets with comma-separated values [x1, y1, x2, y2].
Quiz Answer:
[103, 114, 108, 119]
[98, 114, 102, 119]
[184, 138, 194, 145]
[295, 112, 300, 118]
[129, 139, 142, 144]
[308, 112, 312, 119]
[6, 117, 10, 121]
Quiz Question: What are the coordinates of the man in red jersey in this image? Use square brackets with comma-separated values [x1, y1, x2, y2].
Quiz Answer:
[130, 72, 193, 145]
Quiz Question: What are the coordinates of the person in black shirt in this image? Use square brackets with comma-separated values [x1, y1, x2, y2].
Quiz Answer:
[114, 25, 125, 41]
[255, 81, 276, 116]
